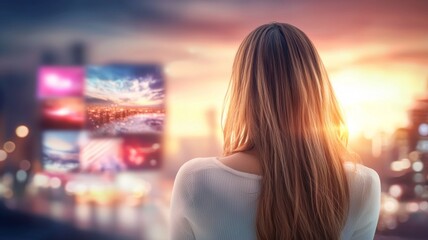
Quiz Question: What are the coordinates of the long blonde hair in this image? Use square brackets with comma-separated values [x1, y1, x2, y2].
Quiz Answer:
[222, 23, 350, 240]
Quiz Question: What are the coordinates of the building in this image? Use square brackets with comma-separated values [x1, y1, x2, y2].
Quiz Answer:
[387, 90, 428, 201]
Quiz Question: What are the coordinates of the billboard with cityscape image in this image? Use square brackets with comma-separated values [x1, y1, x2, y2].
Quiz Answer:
[85, 65, 165, 137]
[38, 65, 165, 173]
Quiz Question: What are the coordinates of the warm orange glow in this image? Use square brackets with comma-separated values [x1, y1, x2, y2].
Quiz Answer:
[3, 141, 16, 153]
[88, 6, 428, 143]
[0, 150, 7, 161]
[160, 40, 428, 141]
[330, 67, 425, 139]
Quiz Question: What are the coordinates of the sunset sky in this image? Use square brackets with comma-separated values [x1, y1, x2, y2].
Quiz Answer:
[2, 0, 428, 141]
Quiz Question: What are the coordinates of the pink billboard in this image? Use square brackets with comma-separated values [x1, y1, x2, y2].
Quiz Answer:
[38, 66, 85, 98]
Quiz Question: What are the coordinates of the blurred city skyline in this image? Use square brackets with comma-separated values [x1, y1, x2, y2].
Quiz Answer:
[1, 1, 428, 141]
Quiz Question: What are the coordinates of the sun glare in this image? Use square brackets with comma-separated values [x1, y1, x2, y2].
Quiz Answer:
[330, 67, 422, 139]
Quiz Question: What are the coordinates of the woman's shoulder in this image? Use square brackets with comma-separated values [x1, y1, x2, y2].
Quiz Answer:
[343, 162, 381, 203]
[344, 162, 380, 184]
[177, 157, 216, 172]
[174, 157, 218, 181]
[172, 157, 216, 199]
[342, 163, 381, 238]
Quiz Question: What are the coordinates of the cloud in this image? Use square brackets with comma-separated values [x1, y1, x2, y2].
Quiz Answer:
[85, 65, 165, 107]
[2, 0, 428, 66]
[327, 49, 428, 72]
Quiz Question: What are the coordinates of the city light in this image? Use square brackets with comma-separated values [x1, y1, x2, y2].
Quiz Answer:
[420, 201, 428, 211]
[32, 173, 50, 188]
[65, 181, 78, 194]
[398, 214, 409, 223]
[382, 196, 400, 214]
[414, 185, 424, 196]
[406, 202, 420, 213]
[150, 159, 157, 166]
[3, 189, 13, 199]
[418, 123, 428, 136]
[15, 125, 29, 138]
[49, 177, 62, 189]
[0, 150, 7, 161]
[3, 141, 16, 153]
[409, 151, 420, 161]
[389, 185, 403, 198]
[401, 158, 411, 169]
[412, 161, 424, 172]
[413, 173, 424, 183]
[19, 160, 31, 171]
[74, 183, 88, 195]
[416, 140, 428, 152]
[16, 170, 27, 182]
[385, 219, 398, 230]
[390, 158, 411, 172]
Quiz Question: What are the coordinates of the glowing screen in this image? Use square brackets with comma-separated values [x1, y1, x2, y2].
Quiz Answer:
[38, 65, 165, 173]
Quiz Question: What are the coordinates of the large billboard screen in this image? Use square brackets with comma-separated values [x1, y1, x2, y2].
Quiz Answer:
[38, 65, 165, 173]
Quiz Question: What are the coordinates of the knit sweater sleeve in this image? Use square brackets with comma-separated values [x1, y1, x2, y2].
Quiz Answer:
[169, 160, 196, 240]
[350, 167, 381, 240]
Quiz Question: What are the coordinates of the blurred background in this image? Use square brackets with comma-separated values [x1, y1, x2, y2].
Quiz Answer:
[1, 0, 428, 239]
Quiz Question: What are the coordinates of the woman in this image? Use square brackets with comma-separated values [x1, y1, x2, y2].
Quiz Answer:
[170, 22, 381, 240]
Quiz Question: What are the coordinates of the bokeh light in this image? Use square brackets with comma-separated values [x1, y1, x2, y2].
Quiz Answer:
[19, 160, 31, 171]
[383, 196, 400, 214]
[3, 141, 16, 153]
[389, 185, 403, 198]
[0, 150, 7, 161]
[412, 161, 424, 172]
[16, 170, 27, 182]
[406, 202, 420, 213]
[49, 177, 62, 189]
[15, 125, 29, 138]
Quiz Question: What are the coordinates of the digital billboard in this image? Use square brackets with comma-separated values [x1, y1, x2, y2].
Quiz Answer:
[38, 65, 165, 173]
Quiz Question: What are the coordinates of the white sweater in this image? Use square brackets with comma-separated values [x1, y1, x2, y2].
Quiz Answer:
[169, 157, 381, 240]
